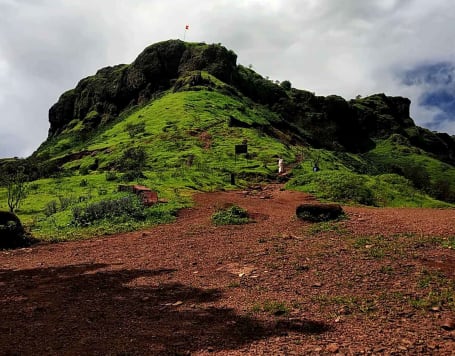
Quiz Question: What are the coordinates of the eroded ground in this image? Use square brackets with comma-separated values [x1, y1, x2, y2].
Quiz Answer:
[1, 185, 454, 355]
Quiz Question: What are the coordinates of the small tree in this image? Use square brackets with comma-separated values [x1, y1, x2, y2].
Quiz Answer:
[280, 80, 292, 90]
[4, 169, 28, 213]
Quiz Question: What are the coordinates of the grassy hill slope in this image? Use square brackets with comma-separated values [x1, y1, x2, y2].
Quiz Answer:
[0, 74, 299, 239]
[1, 42, 454, 242]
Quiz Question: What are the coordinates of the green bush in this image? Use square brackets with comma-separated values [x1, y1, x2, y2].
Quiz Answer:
[79, 166, 89, 175]
[122, 170, 146, 182]
[71, 195, 146, 226]
[119, 146, 147, 172]
[431, 178, 455, 203]
[44, 200, 58, 217]
[125, 122, 146, 138]
[402, 164, 430, 191]
[105, 171, 118, 181]
[59, 196, 75, 210]
[290, 171, 375, 205]
[211, 205, 250, 225]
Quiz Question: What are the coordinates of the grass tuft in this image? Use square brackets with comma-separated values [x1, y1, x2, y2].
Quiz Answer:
[211, 205, 250, 226]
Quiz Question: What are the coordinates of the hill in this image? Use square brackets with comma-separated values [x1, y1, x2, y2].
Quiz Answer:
[0, 39, 454, 239]
[42, 40, 455, 162]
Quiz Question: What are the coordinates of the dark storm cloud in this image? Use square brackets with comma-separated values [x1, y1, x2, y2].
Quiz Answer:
[402, 63, 455, 86]
[401, 62, 455, 131]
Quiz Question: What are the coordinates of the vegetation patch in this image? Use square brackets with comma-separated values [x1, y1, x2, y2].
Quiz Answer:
[251, 300, 290, 316]
[351, 235, 392, 259]
[441, 236, 455, 249]
[409, 270, 455, 311]
[307, 221, 348, 235]
[211, 204, 250, 225]
[288, 146, 454, 208]
[71, 195, 146, 226]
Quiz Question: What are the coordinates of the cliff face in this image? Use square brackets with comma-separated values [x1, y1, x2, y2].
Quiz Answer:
[47, 40, 455, 164]
[48, 40, 237, 136]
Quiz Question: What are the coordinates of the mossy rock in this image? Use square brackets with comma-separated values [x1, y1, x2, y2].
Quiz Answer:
[296, 203, 344, 222]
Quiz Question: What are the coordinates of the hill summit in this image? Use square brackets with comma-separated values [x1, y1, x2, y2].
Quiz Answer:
[45, 39, 454, 163]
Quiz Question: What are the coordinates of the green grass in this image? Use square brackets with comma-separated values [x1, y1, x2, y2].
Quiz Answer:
[47, 85, 295, 186]
[288, 144, 454, 207]
[0, 83, 295, 240]
[251, 300, 290, 316]
[211, 205, 250, 226]
[410, 269, 455, 311]
[307, 221, 348, 235]
[0, 172, 189, 240]
[441, 236, 455, 249]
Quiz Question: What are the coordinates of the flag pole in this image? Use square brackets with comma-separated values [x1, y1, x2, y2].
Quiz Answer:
[183, 25, 189, 41]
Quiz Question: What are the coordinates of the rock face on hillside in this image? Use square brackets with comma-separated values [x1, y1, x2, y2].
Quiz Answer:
[47, 39, 455, 164]
[48, 40, 237, 136]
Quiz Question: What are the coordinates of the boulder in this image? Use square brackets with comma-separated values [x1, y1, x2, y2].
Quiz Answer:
[296, 203, 344, 222]
[0, 211, 34, 249]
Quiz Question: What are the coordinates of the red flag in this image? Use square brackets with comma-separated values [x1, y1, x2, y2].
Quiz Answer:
[185, 25, 189, 30]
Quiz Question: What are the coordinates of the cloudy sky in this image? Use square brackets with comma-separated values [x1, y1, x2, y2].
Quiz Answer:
[1, 0, 454, 158]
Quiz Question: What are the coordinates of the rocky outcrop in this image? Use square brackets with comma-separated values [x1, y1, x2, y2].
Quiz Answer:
[48, 40, 237, 136]
[46, 39, 455, 164]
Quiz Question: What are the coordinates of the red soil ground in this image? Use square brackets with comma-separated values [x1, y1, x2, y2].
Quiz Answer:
[1, 185, 454, 355]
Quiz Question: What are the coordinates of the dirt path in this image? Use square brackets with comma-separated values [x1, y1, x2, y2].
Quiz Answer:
[1, 185, 454, 355]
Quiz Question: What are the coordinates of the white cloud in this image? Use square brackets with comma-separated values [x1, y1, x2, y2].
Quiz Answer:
[1, 0, 454, 158]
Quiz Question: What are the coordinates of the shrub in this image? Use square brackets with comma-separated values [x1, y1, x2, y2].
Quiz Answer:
[44, 200, 58, 217]
[125, 122, 146, 138]
[211, 205, 250, 225]
[71, 195, 146, 226]
[58, 196, 75, 210]
[119, 146, 147, 172]
[325, 173, 374, 205]
[290, 171, 375, 205]
[402, 164, 430, 191]
[431, 178, 455, 203]
[280, 80, 292, 90]
[105, 171, 118, 181]
[122, 170, 146, 182]
[79, 166, 89, 175]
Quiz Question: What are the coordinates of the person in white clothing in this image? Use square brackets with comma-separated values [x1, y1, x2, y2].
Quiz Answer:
[278, 158, 284, 174]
